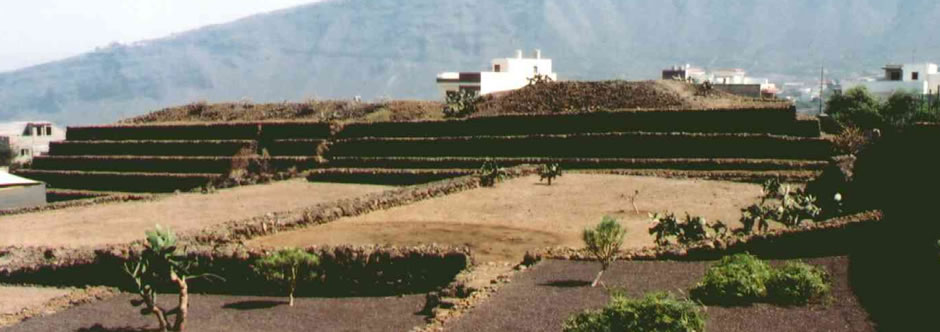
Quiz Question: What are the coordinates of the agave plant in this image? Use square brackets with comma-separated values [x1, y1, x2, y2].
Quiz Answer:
[124, 225, 222, 332]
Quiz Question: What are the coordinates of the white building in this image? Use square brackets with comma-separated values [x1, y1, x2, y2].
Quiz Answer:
[662, 65, 777, 97]
[0, 171, 45, 210]
[436, 49, 558, 98]
[843, 63, 940, 96]
[0, 121, 66, 164]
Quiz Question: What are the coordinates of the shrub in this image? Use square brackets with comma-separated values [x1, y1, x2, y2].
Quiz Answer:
[253, 248, 321, 306]
[583, 216, 626, 287]
[538, 163, 562, 185]
[690, 253, 772, 305]
[649, 212, 728, 246]
[825, 86, 883, 130]
[442, 89, 479, 118]
[477, 159, 505, 187]
[831, 126, 868, 155]
[738, 179, 822, 234]
[766, 261, 831, 305]
[563, 292, 706, 332]
[124, 225, 221, 332]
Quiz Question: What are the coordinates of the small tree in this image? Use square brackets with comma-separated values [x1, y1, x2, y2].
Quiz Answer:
[253, 248, 321, 306]
[124, 225, 221, 332]
[538, 163, 562, 185]
[825, 86, 883, 130]
[582, 216, 627, 287]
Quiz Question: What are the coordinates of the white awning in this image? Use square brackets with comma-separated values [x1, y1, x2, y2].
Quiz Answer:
[0, 171, 42, 188]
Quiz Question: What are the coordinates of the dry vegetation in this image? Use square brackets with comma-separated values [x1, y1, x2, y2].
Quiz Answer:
[119, 100, 444, 124]
[474, 80, 789, 116]
[118, 80, 789, 125]
[250, 174, 762, 263]
[0, 179, 390, 247]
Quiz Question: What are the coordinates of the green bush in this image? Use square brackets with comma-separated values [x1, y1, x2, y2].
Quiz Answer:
[563, 292, 706, 332]
[477, 159, 505, 187]
[766, 261, 831, 305]
[690, 253, 772, 305]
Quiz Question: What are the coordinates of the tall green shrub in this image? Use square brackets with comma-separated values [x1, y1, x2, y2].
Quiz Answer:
[253, 248, 320, 306]
[690, 253, 772, 305]
[582, 216, 626, 287]
[825, 86, 883, 130]
[563, 292, 706, 332]
[766, 261, 831, 305]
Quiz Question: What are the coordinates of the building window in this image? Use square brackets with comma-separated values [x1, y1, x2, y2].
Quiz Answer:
[890, 71, 902, 81]
[913, 72, 919, 80]
[494, 64, 501, 72]
[20, 149, 28, 157]
[46, 126, 52, 136]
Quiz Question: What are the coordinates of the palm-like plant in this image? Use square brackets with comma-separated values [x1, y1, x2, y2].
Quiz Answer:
[583, 216, 627, 287]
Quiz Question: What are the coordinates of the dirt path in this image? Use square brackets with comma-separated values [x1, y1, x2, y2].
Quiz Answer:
[0, 179, 390, 247]
[251, 174, 762, 263]
[0, 286, 70, 316]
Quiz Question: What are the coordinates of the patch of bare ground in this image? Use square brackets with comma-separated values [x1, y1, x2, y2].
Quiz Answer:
[1, 293, 426, 332]
[250, 174, 763, 264]
[0, 286, 117, 328]
[448, 256, 873, 332]
[0, 179, 390, 247]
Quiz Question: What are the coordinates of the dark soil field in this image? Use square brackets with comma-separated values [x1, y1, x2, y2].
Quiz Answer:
[1, 293, 427, 332]
[448, 256, 873, 332]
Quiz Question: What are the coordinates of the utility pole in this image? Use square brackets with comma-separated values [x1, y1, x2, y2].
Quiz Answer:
[818, 66, 824, 115]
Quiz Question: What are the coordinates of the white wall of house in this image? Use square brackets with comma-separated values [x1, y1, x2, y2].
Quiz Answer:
[0, 122, 66, 164]
[845, 63, 940, 96]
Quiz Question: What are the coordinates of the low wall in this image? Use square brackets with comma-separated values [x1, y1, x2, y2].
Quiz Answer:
[0, 244, 470, 297]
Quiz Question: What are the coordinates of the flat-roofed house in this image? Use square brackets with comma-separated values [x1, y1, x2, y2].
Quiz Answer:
[0, 121, 66, 164]
[436, 49, 558, 98]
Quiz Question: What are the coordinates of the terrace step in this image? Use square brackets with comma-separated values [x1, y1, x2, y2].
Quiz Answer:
[327, 132, 833, 160]
[324, 157, 828, 171]
[13, 169, 222, 192]
[66, 121, 331, 141]
[305, 168, 474, 186]
[31, 155, 323, 174]
[575, 169, 822, 183]
[48, 140, 257, 156]
[264, 139, 329, 156]
[335, 108, 820, 138]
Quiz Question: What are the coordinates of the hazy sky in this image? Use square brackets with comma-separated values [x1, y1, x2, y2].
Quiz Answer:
[0, 0, 323, 72]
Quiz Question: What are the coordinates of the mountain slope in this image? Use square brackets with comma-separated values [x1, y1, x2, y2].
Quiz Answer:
[1, 0, 937, 125]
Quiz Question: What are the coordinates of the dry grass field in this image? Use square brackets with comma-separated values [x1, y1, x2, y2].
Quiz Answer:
[251, 174, 763, 263]
[0, 179, 390, 247]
